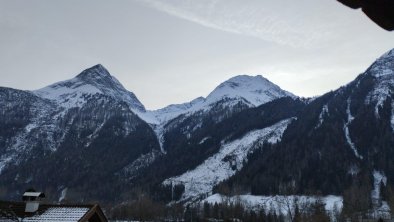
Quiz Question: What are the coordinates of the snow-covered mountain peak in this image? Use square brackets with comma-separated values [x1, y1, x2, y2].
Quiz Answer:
[369, 48, 394, 78]
[33, 64, 145, 112]
[75, 64, 130, 93]
[364, 48, 394, 115]
[76, 64, 111, 80]
[206, 75, 295, 107]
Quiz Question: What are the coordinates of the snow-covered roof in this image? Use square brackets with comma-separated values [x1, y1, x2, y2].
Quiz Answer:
[0, 201, 108, 222]
[22, 207, 89, 222]
[23, 192, 45, 198]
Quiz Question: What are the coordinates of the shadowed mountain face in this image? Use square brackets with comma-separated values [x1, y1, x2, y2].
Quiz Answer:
[338, 0, 394, 31]
[0, 65, 160, 202]
[218, 48, 394, 196]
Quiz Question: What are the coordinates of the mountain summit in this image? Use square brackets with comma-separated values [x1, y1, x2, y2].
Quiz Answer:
[205, 75, 294, 107]
[34, 64, 145, 112]
[76, 64, 113, 83]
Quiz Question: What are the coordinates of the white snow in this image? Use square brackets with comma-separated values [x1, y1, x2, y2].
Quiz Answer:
[315, 104, 329, 129]
[364, 48, 394, 118]
[33, 64, 145, 116]
[199, 137, 211, 144]
[343, 99, 363, 159]
[369, 201, 391, 220]
[372, 170, 387, 206]
[163, 118, 294, 201]
[85, 119, 107, 147]
[24, 123, 37, 133]
[205, 75, 295, 107]
[22, 207, 89, 222]
[34, 81, 102, 109]
[203, 194, 343, 218]
[0, 155, 14, 174]
[154, 125, 166, 154]
[391, 100, 394, 132]
[59, 187, 68, 202]
[2, 98, 62, 158]
[368, 170, 390, 219]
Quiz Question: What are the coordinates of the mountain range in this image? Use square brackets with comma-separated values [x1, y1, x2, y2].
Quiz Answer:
[0, 48, 393, 209]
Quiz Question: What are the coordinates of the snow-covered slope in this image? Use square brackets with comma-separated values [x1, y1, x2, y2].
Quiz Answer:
[365, 48, 394, 116]
[163, 118, 294, 202]
[34, 64, 145, 113]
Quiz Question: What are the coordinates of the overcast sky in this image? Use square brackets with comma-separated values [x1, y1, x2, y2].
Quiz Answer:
[0, 0, 393, 109]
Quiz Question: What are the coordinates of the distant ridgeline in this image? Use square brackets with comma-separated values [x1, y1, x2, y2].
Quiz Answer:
[0, 49, 394, 219]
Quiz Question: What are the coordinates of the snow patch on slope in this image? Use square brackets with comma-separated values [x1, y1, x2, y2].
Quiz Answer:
[34, 81, 101, 109]
[59, 188, 68, 202]
[315, 104, 329, 129]
[163, 118, 294, 201]
[372, 170, 387, 206]
[0, 97, 61, 167]
[391, 100, 394, 132]
[370, 170, 390, 219]
[0, 155, 14, 174]
[344, 99, 363, 159]
[199, 137, 211, 145]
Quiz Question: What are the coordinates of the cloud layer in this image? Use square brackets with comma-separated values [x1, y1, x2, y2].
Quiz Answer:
[138, 0, 341, 48]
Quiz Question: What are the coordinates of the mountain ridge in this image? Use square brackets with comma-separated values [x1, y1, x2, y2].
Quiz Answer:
[142, 74, 295, 126]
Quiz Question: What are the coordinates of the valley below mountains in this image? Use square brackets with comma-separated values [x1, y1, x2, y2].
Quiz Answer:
[1, 48, 394, 219]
